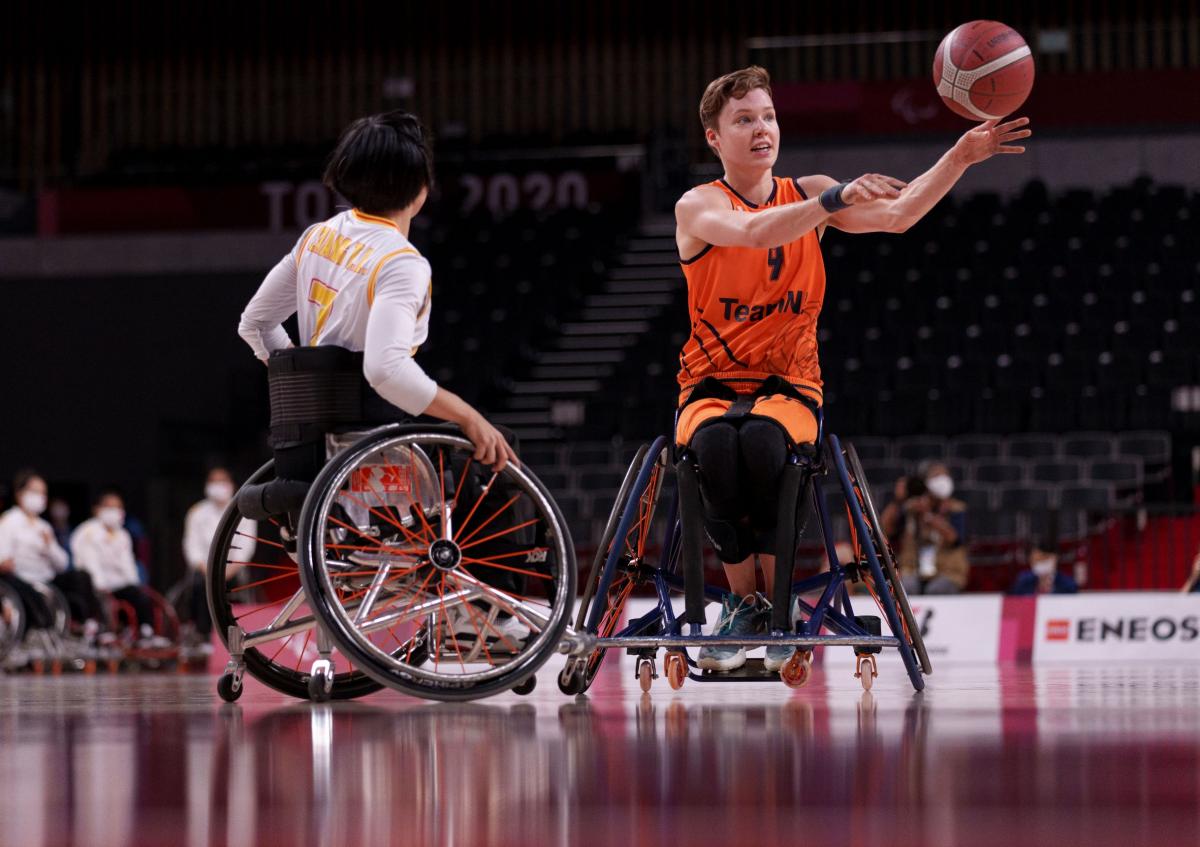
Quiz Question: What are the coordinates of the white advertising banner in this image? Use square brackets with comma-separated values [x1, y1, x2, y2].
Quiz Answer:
[877, 594, 1003, 664]
[1033, 592, 1200, 662]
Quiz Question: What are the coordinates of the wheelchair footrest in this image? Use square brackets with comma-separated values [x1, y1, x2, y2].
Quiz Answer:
[854, 615, 883, 655]
[694, 658, 780, 682]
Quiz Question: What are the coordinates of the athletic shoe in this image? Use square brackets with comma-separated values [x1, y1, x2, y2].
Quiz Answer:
[697, 594, 760, 671]
[445, 605, 531, 651]
[762, 594, 800, 672]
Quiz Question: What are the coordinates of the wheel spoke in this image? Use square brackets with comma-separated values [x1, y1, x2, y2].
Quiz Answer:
[456, 494, 520, 547]
[457, 517, 541, 552]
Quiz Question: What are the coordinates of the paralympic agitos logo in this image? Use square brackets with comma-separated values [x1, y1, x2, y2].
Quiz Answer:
[1045, 616, 1200, 642]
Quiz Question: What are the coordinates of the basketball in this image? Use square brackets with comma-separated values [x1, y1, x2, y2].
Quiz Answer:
[933, 20, 1035, 121]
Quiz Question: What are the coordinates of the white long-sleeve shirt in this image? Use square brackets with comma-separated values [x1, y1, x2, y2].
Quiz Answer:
[184, 499, 256, 572]
[0, 507, 69, 584]
[70, 518, 140, 592]
[238, 208, 438, 416]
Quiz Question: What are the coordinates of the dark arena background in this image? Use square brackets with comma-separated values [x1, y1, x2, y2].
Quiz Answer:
[1, 3, 1198, 846]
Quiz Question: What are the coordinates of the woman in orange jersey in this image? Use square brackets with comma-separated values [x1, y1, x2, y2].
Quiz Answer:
[675, 66, 1031, 672]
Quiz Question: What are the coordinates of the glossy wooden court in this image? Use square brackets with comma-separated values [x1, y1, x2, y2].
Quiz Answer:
[1, 655, 1197, 847]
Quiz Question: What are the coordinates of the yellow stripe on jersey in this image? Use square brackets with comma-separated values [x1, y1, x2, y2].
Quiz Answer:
[352, 209, 400, 230]
[306, 278, 339, 345]
[366, 248, 420, 308]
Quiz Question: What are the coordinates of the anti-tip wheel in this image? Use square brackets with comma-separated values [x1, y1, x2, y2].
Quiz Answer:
[557, 661, 586, 696]
[664, 651, 687, 690]
[307, 666, 333, 703]
[512, 675, 537, 696]
[216, 673, 243, 703]
[780, 650, 813, 689]
[637, 659, 654, 693]
[855, 654, 877, 692]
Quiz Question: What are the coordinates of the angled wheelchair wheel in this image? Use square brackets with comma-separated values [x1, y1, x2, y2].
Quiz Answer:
[834, 439, 931, 690]
[297, 425, 576, 702]
[561, 440, 667, 696]
[0, 581, 25, 663]
[207, 460, 385, 701]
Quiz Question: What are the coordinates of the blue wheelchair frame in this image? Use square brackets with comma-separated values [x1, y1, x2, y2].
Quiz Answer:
[568, 414, 929, 692]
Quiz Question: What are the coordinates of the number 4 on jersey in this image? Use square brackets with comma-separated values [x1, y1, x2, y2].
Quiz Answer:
[767, 247, 784, 281]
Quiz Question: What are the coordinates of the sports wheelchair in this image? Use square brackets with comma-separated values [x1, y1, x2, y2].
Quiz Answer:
[208, 348, 576, 703]
[556, 412, 932, 695]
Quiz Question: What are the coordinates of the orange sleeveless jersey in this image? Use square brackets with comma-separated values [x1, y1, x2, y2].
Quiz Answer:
[677, 176, 826, 407]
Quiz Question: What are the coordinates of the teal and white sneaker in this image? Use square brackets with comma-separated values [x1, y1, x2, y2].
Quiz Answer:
[762, 594, 800, 672]
[697, 594, 760, 671]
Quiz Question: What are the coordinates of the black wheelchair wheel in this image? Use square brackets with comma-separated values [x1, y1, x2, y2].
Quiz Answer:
[298, 425, 576, 702]
[844, 442, 932, 677]
[207, 460, 385, 701]
[561, 439, 668, 696]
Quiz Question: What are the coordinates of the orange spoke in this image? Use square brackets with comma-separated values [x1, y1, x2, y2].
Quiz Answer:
[459, 600, 504, 660]
[454, 565, 551, 609]
[394, 462, 438, 542]
[294, 629, 313, 672]
[460, 557, 553, 581]
[233, 596, 299, 620]
[325, 544, 426, 555]
[457, 517, 541, 552]
[338, 488, 429, 549]
[453, 470, 499, 543]
[452, 455, 474, 518]
[326, 514, 420, 554]
[457, 494, 520, 548]
[455, 547, 543, 563]
[236, 532, 284, 550]
[268, 632, 297, 664]
[227, 572, 302, 594]
[227, 562, 299, 573]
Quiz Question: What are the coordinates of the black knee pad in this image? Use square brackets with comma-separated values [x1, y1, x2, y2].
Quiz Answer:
[737, 418, 789, 527]
[690, 421, 742, 520]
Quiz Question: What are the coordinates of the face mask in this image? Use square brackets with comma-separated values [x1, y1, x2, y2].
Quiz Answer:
[926, 475, 954, 500]
[98, 507, 125, 530]
[206, 481, 234, 504]
[19, 491, 47, 516]
[1032, 556, 1057, 578]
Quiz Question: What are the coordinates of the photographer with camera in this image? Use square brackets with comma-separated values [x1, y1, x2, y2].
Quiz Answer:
[881, 462, 969, 595]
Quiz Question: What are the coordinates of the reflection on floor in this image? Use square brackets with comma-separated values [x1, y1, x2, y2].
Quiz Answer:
[0, 659, 1198, 847]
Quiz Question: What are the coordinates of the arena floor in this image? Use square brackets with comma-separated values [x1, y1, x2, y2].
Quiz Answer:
[1, 655, 1197, 847]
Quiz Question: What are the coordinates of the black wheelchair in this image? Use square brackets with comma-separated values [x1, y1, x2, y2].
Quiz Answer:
[557, 411, 932, 695]
[208, 348, 576, 702]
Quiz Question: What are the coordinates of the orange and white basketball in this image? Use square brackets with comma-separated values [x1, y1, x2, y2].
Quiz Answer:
[933, 20, 1035, 121]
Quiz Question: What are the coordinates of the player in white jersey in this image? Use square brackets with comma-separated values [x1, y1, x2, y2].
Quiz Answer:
[238, 111, 515, 471]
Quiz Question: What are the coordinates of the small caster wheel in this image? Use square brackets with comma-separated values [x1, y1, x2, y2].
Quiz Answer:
[855, 653, 877, 691]
[780, 649, 813, 689]
[512, 676, 537, 696]
[664, 651, 687, 690]
[557, 660, 586, 695]
[307, 663, 333, 703]
[637, 658, 655, 693]
[216, 673, 243, 703]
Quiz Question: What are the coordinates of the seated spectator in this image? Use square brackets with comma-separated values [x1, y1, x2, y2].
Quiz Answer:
[882, 462, 969, 595]
[0, 470, 104, 634]
[182, 467, 255, 644]
[71, 489, 160, 641]
[1184, 545, 1200, 594]
[1010, 540, 1079, 595]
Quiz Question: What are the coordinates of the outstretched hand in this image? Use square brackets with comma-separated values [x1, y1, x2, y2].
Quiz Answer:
[953, 116, 1032, 166]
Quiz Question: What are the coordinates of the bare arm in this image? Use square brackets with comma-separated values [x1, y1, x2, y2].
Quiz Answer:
[823, 117, 1032, 234]
[676, 174, 904, 252]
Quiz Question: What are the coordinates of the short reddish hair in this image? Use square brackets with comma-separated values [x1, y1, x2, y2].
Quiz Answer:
[698, 65, 773, 132]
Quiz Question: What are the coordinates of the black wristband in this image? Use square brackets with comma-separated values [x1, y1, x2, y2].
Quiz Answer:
[819, 182, 851, 213]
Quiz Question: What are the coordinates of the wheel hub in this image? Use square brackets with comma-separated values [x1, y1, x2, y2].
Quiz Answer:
[429, 538, 462, 572]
